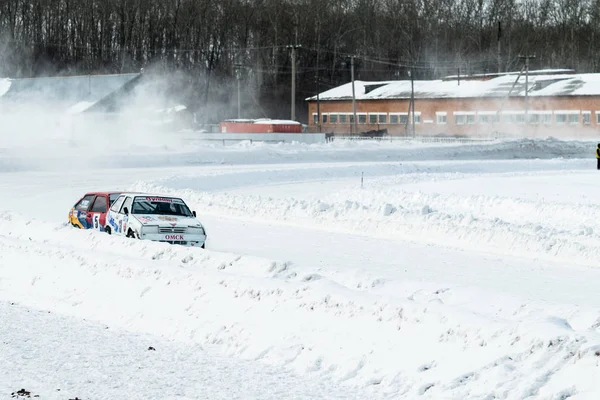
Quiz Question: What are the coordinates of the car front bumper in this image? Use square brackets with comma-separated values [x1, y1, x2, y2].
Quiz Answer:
[140, 233, 207, 247]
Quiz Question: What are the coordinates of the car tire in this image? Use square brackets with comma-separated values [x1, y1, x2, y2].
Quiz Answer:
[127, 229, 139, 239]
[105, 226, 111, 235]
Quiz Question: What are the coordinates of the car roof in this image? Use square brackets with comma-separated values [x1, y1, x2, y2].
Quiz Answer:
[118, 192, 183, 199]
[83, 191, 124, 196]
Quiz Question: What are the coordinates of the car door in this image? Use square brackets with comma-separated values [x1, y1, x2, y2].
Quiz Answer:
[106, 195, 126, 234]
[118, 196, 134, 234]
[73, 194, 96, 229]
[87, 195, 109, 231]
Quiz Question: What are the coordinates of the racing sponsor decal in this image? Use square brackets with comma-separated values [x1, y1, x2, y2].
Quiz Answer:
[144, 197, 185, 204]
[138, 216, 156, 223]
[146, 197, 173, 202]
[108, 215, 119, 232]
[79, 199, 91, 209]
[165, 234, 184, 241]
[158, 215, 178, 222]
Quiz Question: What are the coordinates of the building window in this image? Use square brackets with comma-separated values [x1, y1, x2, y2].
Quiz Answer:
[330, 114, 338, 124]
[502, 114, 514, 124]
[568, 113, 579, 124]
[555, 114, 567, 124]
[479, 113, 498, 124]
[378, 114, 387, 124]
[358, 114, 367, 124]
[454, 112, 475, 125]
[322, 114, 328, 124]
[436, 113, 447, 124]
[313, 113, 318, 124]
[501, 112, 525, 124]
[596, 112, 600, 124]
[349, 114, 355, 124]
[515, 114, 526, 124]
[369, 114, 377, 124]
[583, 111, 591, 125]
[339, 114, 347, 124]
[413, 113, 421, 124]
[390, 113, 408, 124]
[542, 114, 552, 124]
[529, 114, 540, 124]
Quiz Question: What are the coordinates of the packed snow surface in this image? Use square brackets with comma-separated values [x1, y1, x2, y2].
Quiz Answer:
[3, 137, 600, 399]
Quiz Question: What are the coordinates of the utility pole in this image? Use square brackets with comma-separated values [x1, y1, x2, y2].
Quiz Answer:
[518, 54, 536, 119]
[351, 56, 358, 135]
[286, 44, 302, 121]
[497, 21, 502, 74]
[234, 64, 242, 119]
[316, 39, 321, 132]
[409, 68, 415, 137]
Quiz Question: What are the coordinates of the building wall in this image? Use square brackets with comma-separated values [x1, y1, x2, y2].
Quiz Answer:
[306, 96, 600, 138]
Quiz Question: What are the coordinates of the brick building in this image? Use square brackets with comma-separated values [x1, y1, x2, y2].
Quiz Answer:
[305, 70, 600, 138]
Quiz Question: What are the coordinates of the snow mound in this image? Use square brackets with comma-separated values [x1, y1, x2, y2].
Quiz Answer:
[2, 211, 600, 398]
[0, 78, 10, 97]
[0, 137, 596, 173]
[133, 166, 600, 267]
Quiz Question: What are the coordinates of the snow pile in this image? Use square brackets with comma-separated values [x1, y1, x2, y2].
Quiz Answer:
[2, 211, 600, 398]
[65, 101, 96, 114]
[1, 301, 361, 400]
[0, 78, 10, 97]
[132, 161, 600, 266]
[0, 136, 596, 173]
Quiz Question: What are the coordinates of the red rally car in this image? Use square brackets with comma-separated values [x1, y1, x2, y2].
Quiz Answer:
[68, 191, 122, 231]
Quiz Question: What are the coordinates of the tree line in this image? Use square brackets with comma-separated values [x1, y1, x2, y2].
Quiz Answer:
[1, 0, 599, 122]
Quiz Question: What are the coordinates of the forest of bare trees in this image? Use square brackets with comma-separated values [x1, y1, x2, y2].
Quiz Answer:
[1, 0, 600, 122]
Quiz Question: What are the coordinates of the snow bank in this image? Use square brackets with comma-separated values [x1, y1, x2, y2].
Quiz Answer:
[2, 211, 600, 398]
[0, 78, 10, 97]
[1, 301, 360, 400]
[133, 161, 600, 267]
[0, 136, 596, 173]
[65, 101, 96, 114]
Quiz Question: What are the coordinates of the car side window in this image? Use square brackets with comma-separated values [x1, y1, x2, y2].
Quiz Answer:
[110, 195, 125, 212]
[75, 195, 95, 211]
[120, 197, 133, 214]
[90, 196, 108, 213]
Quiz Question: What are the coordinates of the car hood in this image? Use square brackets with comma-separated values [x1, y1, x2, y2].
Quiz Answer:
[133, 214, 202, 227]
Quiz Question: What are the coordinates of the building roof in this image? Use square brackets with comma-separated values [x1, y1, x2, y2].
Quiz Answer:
[306, 70, 600, 102]
[0, 73, 141, 113]
[440, 69, 575, 81]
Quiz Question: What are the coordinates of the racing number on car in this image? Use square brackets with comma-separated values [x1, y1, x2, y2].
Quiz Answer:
[93, 214, 100, 230]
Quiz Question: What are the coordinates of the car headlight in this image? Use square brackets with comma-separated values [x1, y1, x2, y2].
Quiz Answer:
[141, 225, 159, 234]
[188, 226, 205, 235]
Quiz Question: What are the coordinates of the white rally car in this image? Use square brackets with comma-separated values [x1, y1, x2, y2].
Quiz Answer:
[105, 192, 207, 248]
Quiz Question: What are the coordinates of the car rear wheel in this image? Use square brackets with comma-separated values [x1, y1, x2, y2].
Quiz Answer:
[104, 226, 111, 235]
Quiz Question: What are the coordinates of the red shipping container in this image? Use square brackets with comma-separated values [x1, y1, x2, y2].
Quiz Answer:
[220, 120, 302, 134]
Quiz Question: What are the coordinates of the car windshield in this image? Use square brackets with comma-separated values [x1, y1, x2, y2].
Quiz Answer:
[131, 196, 193, 217]
[109, 193, 121, 205]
